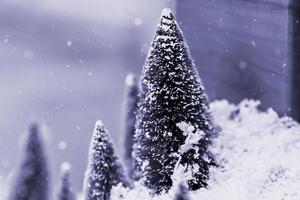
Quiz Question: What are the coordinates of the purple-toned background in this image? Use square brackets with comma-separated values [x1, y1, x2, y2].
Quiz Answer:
[0, 0, 293, 195]
[0, 0, 173, 192]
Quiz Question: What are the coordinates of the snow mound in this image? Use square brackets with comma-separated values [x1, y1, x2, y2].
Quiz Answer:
[112, 99, 300, 200]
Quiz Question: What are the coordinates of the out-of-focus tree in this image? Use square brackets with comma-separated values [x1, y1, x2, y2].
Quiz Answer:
[10, 123, 49, 200]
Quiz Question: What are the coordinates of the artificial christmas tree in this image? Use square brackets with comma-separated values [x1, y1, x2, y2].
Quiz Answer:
[123, 74, 139, 180]
[10, 123, 49, 200]
[134, 8, 214, 193]
[83, 121, 128, 200]
[57, 165, 75, 200]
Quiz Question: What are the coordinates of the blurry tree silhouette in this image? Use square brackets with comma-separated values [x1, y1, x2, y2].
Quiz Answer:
[10, 123, 49, 200]
[123, 74, 139, 180]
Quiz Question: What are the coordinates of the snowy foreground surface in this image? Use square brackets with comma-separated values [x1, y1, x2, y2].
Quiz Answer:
[112, 100, 300, 200]
[1, 100, 300, 200]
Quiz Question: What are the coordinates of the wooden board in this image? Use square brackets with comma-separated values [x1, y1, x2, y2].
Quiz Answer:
[176, 0, 290, 115]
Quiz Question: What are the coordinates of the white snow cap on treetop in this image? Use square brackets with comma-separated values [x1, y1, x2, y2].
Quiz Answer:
[157, 8, 177, 35]
[95, 120, 105, 129]
[161, 8, 173, 18]
[93, 120, 109, 140]
[60, 162, 72, 172]
[125, 73, 135, 87]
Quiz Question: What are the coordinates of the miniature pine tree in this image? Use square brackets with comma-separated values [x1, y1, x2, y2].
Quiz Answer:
[83, 121, 128, 200]
[123, 74, 139, 180]
[57, 164, 75, 200]
[174, 183, 190, 200]
[10, 123, 49, 200]
[134, 8, 214, 193]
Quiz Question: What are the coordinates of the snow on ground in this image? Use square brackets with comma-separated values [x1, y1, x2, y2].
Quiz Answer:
[112, 99, 300, 200]
[1, 99, 299, 199]
[193, 100, 300, 199]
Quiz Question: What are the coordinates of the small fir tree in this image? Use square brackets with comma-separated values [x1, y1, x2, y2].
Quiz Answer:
[174, 183, 190, 200]
[10, 123, 49, 200]
[57, 164, 75, 200]
[134, 8, 214, 193]
[123, 74, 139, 179]
[83, 121, 128, 200]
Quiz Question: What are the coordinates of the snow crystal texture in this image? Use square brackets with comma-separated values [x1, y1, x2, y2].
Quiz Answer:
[112, 100, 300, 200]
[1, 100, 299, 200]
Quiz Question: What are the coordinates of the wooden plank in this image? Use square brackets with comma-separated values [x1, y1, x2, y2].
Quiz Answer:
[290, 0, 300, 120]
[176, 0, 290, 115]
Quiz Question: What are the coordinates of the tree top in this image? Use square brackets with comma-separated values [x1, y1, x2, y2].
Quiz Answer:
[160, 8, 174, 20]
[125, 73, 136, 87]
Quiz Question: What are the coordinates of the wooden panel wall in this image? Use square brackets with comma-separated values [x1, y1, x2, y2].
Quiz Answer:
[176, 0, 291, 115]
[290, 0, 300, 120]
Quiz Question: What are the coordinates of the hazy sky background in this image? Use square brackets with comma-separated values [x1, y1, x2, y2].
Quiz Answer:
[0, 0, 174, 194]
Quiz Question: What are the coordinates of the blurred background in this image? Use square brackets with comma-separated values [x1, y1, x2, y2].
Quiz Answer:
[0, 0, 296, 198]
[0, 0, 174, 196]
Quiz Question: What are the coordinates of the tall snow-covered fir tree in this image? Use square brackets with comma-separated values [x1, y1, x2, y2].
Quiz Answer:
[123, 74, 139, 180]
[174, 183, 190, 200]
[57, 165, 75, 200]
[10, 123, 49, 200]
[134, 8, 214, 193]
[83, 121, 128, 200]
